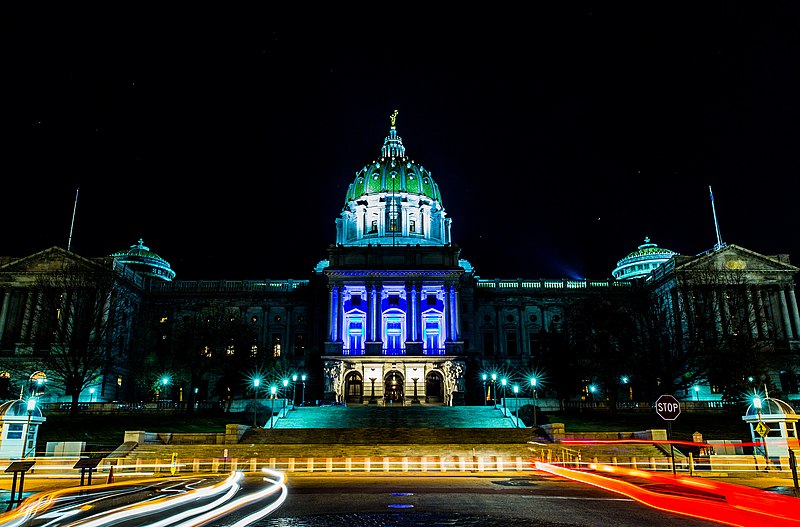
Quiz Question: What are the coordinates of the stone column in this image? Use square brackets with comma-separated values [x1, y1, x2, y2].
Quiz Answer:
[336, 286, 343, 342]
[0, 289, 11, 344]
[374, 285, 383, 343]
[715, 288, 727, 338]
[789, 287, 800, 340]
[410, 283, 418, 341]
[454, 286, 462, 341]
[444, 284, 452, 342]
[405, 283, 413, 343]
[760, 289, 774, 339]
[746, 288, 759, 339]
[328, 285, 336, 342]
[20, 290, 35, 343]
[779, 287, 794, 340]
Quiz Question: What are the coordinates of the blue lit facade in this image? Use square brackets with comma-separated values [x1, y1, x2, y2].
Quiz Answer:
[320, 114, 467, 405]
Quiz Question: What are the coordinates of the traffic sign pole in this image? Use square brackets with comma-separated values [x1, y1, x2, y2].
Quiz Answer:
[656, 394, 681, 475]
[668, 421, 675, 475]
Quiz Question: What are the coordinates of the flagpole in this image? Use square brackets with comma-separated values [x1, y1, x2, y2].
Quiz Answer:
[67, 187, 79, 252]
[709, 185, 725, 251]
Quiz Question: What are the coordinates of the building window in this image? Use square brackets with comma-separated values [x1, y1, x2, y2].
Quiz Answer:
[409, 220, 416, 232]
[272, 334, 282, 357]
[370, 220, 378, 233]
[506, 332, 518, 356]
[295, 334, 305, 357]
[250, 344, 258, 358]
[427, 294, 437, 306]
[483, 332, 495, 356]
[389, 295, 400, 306]
[352, 294, 361, 306]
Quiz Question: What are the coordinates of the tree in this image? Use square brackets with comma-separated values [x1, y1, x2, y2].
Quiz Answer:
[563, 292, 647, 410]
[27, 264, 138, 416]
[146, 304, 257, 414]
[647, 265, 776, 404]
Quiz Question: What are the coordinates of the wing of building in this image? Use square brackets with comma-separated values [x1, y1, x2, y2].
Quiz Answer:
[1, 115, 798, 409]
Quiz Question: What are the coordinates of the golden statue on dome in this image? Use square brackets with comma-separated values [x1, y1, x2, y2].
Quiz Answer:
[390, 109, 398, 128]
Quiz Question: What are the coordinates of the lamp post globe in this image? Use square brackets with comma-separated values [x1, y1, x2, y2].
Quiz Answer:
[512, 385, 520, 428]
[530, 377, 538, 427]
[301, 374, 307, 407]
[491, 373, 497, 406]
[481, 373, 488, 406]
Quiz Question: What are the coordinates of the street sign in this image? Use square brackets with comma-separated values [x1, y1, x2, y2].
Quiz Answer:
[755, 421, 770, 437]
[656, 394, 681, 421]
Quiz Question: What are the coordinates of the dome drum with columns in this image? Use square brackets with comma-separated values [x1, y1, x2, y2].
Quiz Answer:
[336, 111, 451, 248]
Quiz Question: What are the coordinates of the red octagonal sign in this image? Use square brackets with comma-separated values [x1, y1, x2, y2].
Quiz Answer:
[655, 394, 681, 421]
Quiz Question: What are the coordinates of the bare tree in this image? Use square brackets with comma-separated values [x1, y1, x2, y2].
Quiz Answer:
[646, 265, 775, 404]
[145, 304, 257, 414]
[28, 265, 137, 415]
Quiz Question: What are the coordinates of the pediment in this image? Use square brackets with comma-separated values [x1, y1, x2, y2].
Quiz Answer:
[675, 244, 799, 274]
[0, 246, 106, 283]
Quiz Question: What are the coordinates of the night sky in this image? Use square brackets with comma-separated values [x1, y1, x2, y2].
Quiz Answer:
[5, 5, 800, 282]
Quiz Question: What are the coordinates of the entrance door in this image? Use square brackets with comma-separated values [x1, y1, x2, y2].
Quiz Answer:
[384, 370, 404, 404]
[425, 371, 444, 403]
[345, 372, 363, 404]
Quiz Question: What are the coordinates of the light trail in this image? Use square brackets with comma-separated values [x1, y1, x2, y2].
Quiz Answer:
[0, 469, 288, 527]
[536, 461, 800, 527]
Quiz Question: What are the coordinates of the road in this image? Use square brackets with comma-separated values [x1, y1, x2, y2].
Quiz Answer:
[3, 468, 798, 526]
[260, 473, 724, 527]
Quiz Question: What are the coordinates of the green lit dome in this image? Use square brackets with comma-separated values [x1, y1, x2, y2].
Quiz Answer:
[612, 237, 677, 280]
[344, 127, 442, 204]
[336, 111, 452, 247]
[111, 239, 176, 281]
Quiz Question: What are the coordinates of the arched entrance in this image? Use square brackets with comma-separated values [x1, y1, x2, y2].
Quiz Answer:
[345, 372, 363, 404]
[425, 371, 444, 403]
[384, 370, 404, 404]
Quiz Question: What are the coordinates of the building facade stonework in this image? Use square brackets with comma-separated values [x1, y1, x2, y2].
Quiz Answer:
[1, 117, 799, 407]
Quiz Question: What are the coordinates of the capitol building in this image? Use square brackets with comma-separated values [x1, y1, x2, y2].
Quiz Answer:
[1, 114, 799, 410]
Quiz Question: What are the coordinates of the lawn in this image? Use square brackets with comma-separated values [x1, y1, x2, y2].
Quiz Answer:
[34, 408, 754, 458]
[544, 410, 753, 443]
[36, 412, 250, 457]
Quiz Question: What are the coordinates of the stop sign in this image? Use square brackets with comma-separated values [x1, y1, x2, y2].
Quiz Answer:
[655, 394, 681, 421]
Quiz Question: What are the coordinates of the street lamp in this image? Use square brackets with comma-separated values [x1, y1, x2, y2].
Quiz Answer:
[491, 373, 497, 406]
[160, 376, 170, 402]
[252, 378, 260, 427]
[301, 374, 307, 406]
[22, 398, 36, 458]
[621, 376, 632, 401]
[410, 368, 421, 404]
[282, 379, 289, 416]
[481, 373, 488, 406]
[512, 385, 519, 428]
[753, 396, 770, 471]
[369, 376, 377, 404]
[292, 374, 298, 409]
[89, 387, 95, 404]
[269, 385, 277, 428]
[588, 384, 597, 403]
[530, 377, 538, 427]
[500, 378, 507, 414]
[693, 385, 700, 401]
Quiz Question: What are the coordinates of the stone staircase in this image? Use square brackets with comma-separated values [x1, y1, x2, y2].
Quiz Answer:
[109, 405, 678, 473]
